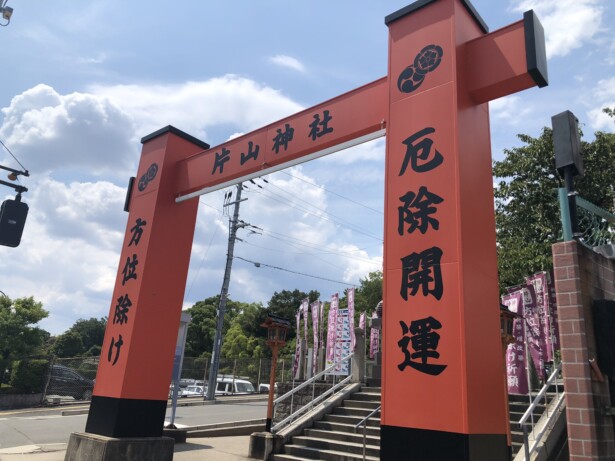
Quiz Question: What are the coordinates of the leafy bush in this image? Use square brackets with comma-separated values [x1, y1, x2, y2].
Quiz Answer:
[10, 359, 50, 393]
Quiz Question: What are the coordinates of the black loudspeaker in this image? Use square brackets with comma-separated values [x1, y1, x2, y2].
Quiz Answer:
[0, 198, 28, 247]
[593, 300, 615, 379]
[552, 110, 583, 177]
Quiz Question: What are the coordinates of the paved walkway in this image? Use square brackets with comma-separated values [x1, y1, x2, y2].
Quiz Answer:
[0, 436, 258, 461]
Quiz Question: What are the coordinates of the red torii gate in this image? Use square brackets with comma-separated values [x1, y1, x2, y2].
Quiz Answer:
[81, 0, 547, 459]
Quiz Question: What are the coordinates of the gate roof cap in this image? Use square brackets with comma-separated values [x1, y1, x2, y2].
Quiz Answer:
[385, 0, 488, 33]
[141, 125, 210, 150]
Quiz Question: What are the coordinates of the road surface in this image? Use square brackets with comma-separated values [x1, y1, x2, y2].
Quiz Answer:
[0, 398, 267, 450]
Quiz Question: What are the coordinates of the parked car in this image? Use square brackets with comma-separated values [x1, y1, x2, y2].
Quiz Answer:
[183, 385, 206, 397]
[168, 384, 184, 398]
[214, 377, 255, 396]
[258, 383, 278, 394]
[46, 365, 95, 401]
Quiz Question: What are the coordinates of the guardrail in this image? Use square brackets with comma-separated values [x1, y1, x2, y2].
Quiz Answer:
[272, 353, 353, 433]
[559, 188, 615, 248]
[518, 362, 565, 460]
[354, 404, 380, 461]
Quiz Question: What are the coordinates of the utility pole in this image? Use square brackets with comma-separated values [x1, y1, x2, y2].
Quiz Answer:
[206, 182, 244, 400]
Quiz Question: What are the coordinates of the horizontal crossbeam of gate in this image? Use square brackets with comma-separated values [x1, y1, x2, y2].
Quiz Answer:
[175, 77, 388, 202]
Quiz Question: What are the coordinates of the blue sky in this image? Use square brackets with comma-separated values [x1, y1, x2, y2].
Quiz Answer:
[1, 0, 614, 334]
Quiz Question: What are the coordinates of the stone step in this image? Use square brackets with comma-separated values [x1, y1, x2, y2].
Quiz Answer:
[277, 445, 379, 461]
[361, 386, 381, 392]
[350, 392, 381, 402]
[332, 406, 376, 417]
[511, 430, 526, 445]
[304, 428, 381, 447]
[324, 413, 380, 427]
[342, 399, 381, 410]
[290, 436, 380, 458]
[313, 420, 381, 437]
[509, 401, 546, 412]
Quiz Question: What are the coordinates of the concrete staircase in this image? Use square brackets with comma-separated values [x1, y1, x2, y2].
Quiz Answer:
[272, 386, 562, 461]
[509, 393, 545, 457]
[273, 386, 381, 461]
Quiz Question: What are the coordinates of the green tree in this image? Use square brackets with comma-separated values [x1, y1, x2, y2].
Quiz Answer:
[266, 289, 318, 325]
[184, 295, 247, 357]
[0, 296, 49, 383]
[51, 331, 85, 357]
[493, 108, 615, 290]
[66, 317, 107, 355]
[232, 302, 268, 340]
[353, 271, 383, 314]
[221, 322, 266, 358]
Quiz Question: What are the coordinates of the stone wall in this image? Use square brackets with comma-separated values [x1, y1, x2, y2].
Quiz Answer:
[274, 382, 333, 425]
[0, 392, 44, 410]
[552, 240, 615, 460]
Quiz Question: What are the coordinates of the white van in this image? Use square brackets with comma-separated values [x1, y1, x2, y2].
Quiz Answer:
[214, 377, 255, 396]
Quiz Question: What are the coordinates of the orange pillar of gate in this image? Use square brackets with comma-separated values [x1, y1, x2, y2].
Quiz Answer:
[85, 127, 208, 437]
[381, 1, 546, 459]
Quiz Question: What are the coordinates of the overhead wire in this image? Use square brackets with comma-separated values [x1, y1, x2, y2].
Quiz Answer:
[185, 191, 230, 297]
[278, 169, 383, 215]
[240, 237, 381, 265]
[0, 138, 28, 172]
[255, 179, 383, 240]
[244, 185, 382, 241]
[234, 255, 359, 287]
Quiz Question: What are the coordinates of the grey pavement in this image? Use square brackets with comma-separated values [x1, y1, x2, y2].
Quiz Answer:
[0, 436, 258, 461]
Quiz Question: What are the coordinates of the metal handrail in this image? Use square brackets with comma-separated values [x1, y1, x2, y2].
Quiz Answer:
[559, 188, 615, 247]
[518, 362, 565, 460]
[354, 404, 381, 461]
[271, 353, 354, 433]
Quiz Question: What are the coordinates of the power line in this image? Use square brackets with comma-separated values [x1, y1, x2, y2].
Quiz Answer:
[240, 238, 381, 266]
[0, 139, 27, 172]
[234, 255, 359, 287]
[278, 169, 383, 215]
[246, 187, 382, 241]
[246, 180, 383, 240]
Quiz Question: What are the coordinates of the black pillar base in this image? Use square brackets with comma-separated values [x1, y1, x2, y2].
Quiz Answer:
[85, 395, 168, 438]
[381, 425, 509, 461]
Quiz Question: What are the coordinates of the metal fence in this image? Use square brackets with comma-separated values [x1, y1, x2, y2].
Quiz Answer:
[558, 188, 615, 249]
[179, 356, 295, 390]
[39, 355, 294, 404]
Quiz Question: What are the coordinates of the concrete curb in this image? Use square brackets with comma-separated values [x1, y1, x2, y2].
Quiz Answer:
[60, 395, 268, 417]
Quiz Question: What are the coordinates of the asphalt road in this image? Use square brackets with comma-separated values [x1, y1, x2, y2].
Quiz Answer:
[0, 398, 267, 450]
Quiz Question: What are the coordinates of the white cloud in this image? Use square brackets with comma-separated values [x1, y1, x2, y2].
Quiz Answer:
[0, 178, 127, 333]
[587, 77, 615, 131]
[77, 53, 107, 65]
[511, 0, 603, 58]
[0, 76, 383, 335]
[0, 84, 137, 177]
[88, 75, 304, 141]
[489, 95, 534, 126]
[320, 138, 385, 165]
[269, 54, 307, 73]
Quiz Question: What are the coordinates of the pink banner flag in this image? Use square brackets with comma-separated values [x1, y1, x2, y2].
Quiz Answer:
[319, 301, 324, 347]
[359, 312, 366, 331]
[311, 300, 320, 376]
[293, 308, 301, 378]
[301, 298, 309, 345]
[369, 311, 379, 359]
[325, 294, 339, 368]
[502, 291, 529, 395]
[527, 272, 555, 362]
[522, 285, 546, 379]
[348, 288, 356, 350]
